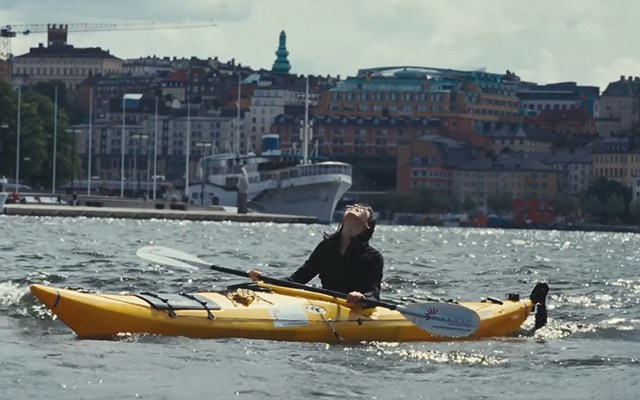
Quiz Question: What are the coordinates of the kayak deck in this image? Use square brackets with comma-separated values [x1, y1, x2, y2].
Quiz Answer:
[30, 283, 539, 342]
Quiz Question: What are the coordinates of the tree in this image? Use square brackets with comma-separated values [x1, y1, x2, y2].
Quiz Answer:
[0, 81, 77, 188]
[414, 188, 439, 213]
[603, 193, 625, 219]
[487, 191, 513, 216]
[31, 80, 87, 125]
[586, 177, 631, 210]
[462, 196, 475, 213]
[379, 190, 416, 213]
[555, 193, 580, 217]
[584, 195, 603, 219]
[629, 200, 640, 224]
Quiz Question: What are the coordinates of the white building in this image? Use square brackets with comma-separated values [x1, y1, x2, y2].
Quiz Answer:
[597, 76, 640, 137]
[245, 87, 317, 153]
[544, 150, 593, 194]
[12, 43, 123, 94]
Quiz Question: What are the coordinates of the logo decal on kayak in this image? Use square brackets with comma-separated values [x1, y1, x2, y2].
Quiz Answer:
[305, 305, 326, 315]
[268, 305, 309, 328]
[424, 308, 438, 320]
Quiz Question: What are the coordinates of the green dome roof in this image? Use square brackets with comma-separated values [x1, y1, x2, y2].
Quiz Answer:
[272, 30, 291, 74]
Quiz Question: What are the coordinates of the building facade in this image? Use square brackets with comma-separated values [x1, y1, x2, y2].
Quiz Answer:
[123, 56, 174, 75]
[12, 43, 123, 95]
[246, 87, 314, 152]
[397, 135, 476, 194]
[486, 124, 560, 154]
[272, 114, 448, 158]
[592, 136, 640, 188]
[319, 67, 522, 133]
[455, 153, 559, 214]
[535, 149, 593, 194]
[516, 81, 599, 117]
[69, 114, 236, 182]
[597, 76, 640, 137]
[534, 108, 598, 136]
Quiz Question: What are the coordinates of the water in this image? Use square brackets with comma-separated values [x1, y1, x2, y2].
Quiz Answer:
[0, 216, 638, 399]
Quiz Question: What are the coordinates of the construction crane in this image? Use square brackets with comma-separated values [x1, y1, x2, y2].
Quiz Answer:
[0, 21, 217, 60]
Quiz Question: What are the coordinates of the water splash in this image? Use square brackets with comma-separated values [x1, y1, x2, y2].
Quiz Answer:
[0, 282, 29, 306]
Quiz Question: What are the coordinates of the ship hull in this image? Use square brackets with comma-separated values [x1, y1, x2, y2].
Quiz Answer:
[249, 177, 351, 224]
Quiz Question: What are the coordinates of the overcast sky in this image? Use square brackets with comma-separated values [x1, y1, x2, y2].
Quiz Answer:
[3, 0, 639, 90]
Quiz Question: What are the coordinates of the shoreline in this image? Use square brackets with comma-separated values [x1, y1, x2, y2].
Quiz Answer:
[1, 204, 318, 224]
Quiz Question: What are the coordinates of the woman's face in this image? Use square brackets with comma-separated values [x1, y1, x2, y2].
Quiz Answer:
[344, 204, 372, 234]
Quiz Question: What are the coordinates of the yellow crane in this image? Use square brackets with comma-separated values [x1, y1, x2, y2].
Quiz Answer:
[0, 21, 217, 60]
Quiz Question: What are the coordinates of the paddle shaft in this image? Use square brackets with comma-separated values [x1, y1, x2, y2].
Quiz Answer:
[210, 264, 397, 310]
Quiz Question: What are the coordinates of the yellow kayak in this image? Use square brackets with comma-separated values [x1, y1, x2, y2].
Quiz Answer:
[30, 282, 548, 342]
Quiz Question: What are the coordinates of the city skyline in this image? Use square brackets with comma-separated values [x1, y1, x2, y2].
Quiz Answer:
[3, 0, 640, 90]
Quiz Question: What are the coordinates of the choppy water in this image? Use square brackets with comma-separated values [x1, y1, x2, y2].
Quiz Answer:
[0, 216, 638, 399]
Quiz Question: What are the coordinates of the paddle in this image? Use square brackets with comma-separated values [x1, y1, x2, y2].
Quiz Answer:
[136, 245, 481, 338]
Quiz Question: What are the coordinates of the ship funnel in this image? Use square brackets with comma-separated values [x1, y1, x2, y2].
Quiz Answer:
[262, 134, 281, 156]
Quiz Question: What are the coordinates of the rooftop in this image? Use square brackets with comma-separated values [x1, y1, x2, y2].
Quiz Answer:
[484, 124, 562, 142]
[16, 44, 121, 60]
[602, 76, 640, 97]
[458, 153, 556, 172]
[593, 136, 640, 154]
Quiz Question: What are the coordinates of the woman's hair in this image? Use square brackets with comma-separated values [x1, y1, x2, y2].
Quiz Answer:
[325, 203, 376, 244]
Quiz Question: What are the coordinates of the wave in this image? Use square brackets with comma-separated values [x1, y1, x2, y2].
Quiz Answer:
[0, 281, 30, 306]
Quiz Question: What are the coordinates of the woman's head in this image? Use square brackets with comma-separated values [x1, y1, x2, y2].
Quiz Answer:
[342, 203, 376, 242]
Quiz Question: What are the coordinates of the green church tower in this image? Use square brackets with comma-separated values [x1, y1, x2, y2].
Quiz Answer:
[271, 30, 291, 74]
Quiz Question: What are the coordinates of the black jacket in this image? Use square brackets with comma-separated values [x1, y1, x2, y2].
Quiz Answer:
[286, 233, 384, 300]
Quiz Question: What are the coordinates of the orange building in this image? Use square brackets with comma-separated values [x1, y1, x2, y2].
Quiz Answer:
[513, 199, 556, 225]
[535, 108, 597, 136]
[319, 67, 523, 134]
[397, 135, 478, 194]
[272, 114, 446, 158]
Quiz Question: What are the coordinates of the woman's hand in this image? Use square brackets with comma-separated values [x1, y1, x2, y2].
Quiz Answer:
[346, 291, 365, 304]
[247, 270, 262, 281]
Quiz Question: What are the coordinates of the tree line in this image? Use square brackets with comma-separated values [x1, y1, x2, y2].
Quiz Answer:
[376, 177, 640, 224]
[0, 80, 81, 188]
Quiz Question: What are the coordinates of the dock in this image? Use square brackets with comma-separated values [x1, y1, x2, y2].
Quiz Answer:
[2, 202, 317, 224]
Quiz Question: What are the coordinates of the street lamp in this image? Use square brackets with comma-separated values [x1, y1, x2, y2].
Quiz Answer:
[153, 95, 159, 200]
[52, 84, 58, 194]
[131, 133, 149, 196]
[121, 93, 143, 198]
[195, 141, 213, 205]
[15, 85, 21, 194]
[87, 88, 93, 196]
[65, 128, 82, 191]
[185, 101, 191, 200]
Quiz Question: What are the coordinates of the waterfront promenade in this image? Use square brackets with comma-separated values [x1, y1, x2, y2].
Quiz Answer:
[1, 194, 317, 224]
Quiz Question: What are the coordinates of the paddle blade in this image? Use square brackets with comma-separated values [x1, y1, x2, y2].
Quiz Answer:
[398, 302, 481, 338]
[136, 246, 209, 271]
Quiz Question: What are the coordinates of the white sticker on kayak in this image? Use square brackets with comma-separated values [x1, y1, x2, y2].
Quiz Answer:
[268, 305, 309, 328]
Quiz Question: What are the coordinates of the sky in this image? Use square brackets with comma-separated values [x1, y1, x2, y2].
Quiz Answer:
[3, 0, 640, 90]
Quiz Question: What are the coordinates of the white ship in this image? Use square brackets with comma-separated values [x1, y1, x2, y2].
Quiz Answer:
[189, 139, 352, 223]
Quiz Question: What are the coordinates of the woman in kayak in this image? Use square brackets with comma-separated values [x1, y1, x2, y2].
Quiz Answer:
[248, 203, 383, 305]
